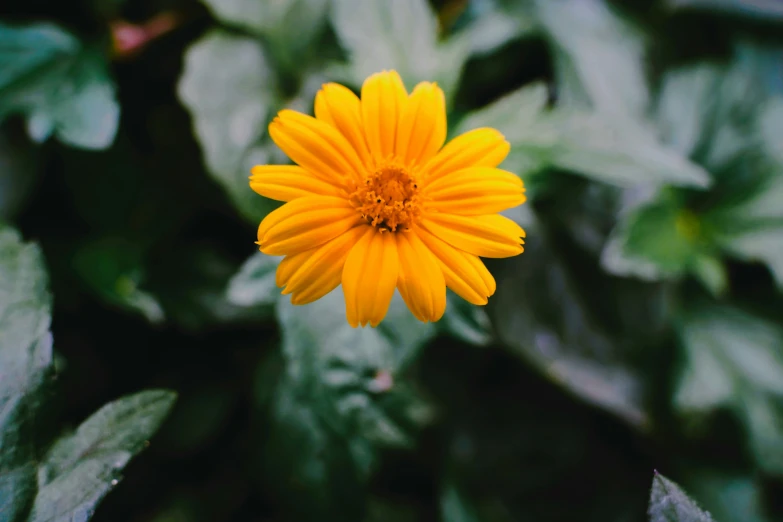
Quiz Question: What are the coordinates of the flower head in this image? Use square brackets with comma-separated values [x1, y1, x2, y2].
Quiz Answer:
[250, 70, 526, 327]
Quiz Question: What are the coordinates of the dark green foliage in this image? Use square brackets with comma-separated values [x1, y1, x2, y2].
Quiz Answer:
[2, 0, 783, 521]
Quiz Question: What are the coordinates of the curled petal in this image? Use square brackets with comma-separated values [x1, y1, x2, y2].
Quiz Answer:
[424, 167, 525, 215]
[421, 214, 525, 258]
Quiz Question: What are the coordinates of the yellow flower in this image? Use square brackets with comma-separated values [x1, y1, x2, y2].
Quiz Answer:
[250, 70, 526, 328]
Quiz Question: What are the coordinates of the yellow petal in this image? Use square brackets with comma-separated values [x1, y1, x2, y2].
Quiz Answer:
[396, 231, 446, 322]
[342, 228, 399, 327]
[269, 110, 364, 185]
[423, 128, 510, 183]
[361, 70, 408, 162]
[416, 226, 495, 305]
[250, 165, 346, 202]
[278, 226, 366, 305]
[463, 252, 496, 296]
[395, 82, 447, 167]
[421, 213, 525, 258]
[314, 83, 373, 170]
[258, 196, 362, 255]
[258, 196, 347, 242]
[276, 253, 304, 289]
[424, 167, 526, 214]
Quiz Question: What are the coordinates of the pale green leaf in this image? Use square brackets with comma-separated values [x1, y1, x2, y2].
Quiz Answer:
[758, 97, 783, 165]
[458, 83, 710, 188]
[263, 372, 367, 519]
[276, 288, 434, 446]
[440, 482, 480, 522]
[677, 306, 783, 403]
[668, 0, 783, 21]
[331, 0, 468, 99]
[178, 30, 277, 224]
[740, 393, 783, 475]
[648, 473, 714, 522]
[454, 82, 549, 140]
[225, 251, 281, 307]
[534, 0, 649, 126]
[0, 130, 39, 221]
[0, 226, 52, 522]
[438, 293, 493, 347]
[0, 227, 52, 412]
[707, 171, 783, 288]
[676, 305, 783, 473]
[29, 390, 177, 522]
[0, 23, 79, 91]
[200, 0, 330, 66]
[0, 23, 119, 150]
[721, 226, 783, 287]
[446, 7, 537, 59]
[655, 64, 723, 158]
[539, 111, 710, 188]
[490, 237, 648, 428]
[680, 471, 770, 522]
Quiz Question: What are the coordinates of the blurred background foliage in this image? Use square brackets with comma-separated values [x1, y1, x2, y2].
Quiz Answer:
[2, 0, 783, 520]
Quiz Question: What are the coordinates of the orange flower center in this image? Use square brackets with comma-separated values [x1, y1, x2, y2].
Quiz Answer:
[350, 162, 422, 232]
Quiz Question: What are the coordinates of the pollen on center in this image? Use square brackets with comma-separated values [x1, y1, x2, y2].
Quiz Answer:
[349, 161, 422, 232]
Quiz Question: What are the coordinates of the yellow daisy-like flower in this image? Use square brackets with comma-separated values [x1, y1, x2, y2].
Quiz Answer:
[250, 70, 526, 328]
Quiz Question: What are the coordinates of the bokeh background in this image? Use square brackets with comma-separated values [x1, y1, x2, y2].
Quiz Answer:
[2, 0, 783, 521]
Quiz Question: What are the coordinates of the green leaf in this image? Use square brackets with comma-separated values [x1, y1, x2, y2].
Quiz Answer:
[533, 0, 650, 127]
[0, 23, 119, 150]
[668, 0, 783, 22]
[721, 226, 783, 287]
[331, 0, 470, 100]
[29, 390, 176, 522]
[262, 372, 367, 520]
[0, 226, 52, 418]
[655, 53, 768, 173]
[693, 256, 728, 298]
[655, 64, 723, 159]
[675, 304, 783, 474]
[601, 200, 707, 281]
[648, 472, 715, 522]
[440, 482, 480, 522]
[0, 226, 52, 522]
[71, 238, 164, 323]
[151, 246, 274, 332]
[705, 166, 783, 288]
[758, 97, 783, 165]
[679, 470, 771, 522]
[447, 5, 537, 60]
[455, 82, 549, 142]
[458, 83, 710, 188]
[178, 30, 278, 224]
[489, 234, 648, 428]
[438, 293, 493, 347]
[204, 0, 330, 64]
[0, 129, 39, 222]
[276, 288, 435, 446]
[225, 251, 281, 308]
